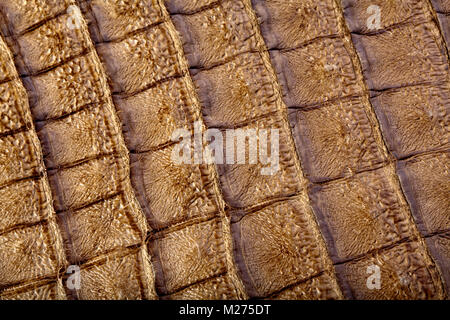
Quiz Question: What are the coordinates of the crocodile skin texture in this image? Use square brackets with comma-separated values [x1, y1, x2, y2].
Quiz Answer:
[0, 0, 448, 300]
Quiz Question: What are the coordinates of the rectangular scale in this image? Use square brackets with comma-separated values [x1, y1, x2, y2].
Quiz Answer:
[0, 223, 60, 287]
[335, 241, 444, 299]
[342, 0, 428, 34]
[352, 23, 448, 91]
[48, 155, 122, 212]
[171, 0, 259, 68]
[309, 166, 417, 262]
[232, 198, 333, 298]
[24, 52, 107, 121]
[114, 76, 200, 152]
[151, 219, 227, 295]
[372, 84, 449, 159]
[193, 52, 278, 128]
[96, 23, 182, 95]
[57, 193, 143, 264]
[271, 37, 363, 108]
[87, 0, 164, 42]
[289, 96, 387, 183]
[252, 0, 341, 49]
[16, 13, 91, 74]
[397, 152, 450, 236]
[216, 113, 301, 209]
[130, 145, 219, 230]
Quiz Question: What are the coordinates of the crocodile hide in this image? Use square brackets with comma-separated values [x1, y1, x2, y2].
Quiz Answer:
[0, 0, 448, 300]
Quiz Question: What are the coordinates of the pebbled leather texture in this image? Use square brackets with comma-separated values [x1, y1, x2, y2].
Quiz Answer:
[0, 0, 448, 300]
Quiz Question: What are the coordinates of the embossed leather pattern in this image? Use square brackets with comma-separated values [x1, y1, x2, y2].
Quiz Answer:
[0, 0, 448, 300]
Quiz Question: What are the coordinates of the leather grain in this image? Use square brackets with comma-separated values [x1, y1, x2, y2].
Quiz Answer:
[0, 0, 448, 300]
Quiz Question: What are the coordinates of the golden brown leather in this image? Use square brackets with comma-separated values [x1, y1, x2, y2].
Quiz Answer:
[0, 0, 448, 300]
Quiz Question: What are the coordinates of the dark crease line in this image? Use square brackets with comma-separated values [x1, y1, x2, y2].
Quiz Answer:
[209, 110, 280, 130]
[396, 147, 449, 162]
[350, 17, 426, 37]
[14, 10, 69, 37]
[424, 228, 450, 239]
[273, 34, 343, 53]
[160, 271, 228, 298]
[230, 192, 302, 224]
[189, 49, 259, 72]
[0, 217, 49, 237]
[146, 215, 220, 241]
[287, 93, 364, 111]
[0, 76, 15, 86]
[332, 235, 418, 266]
[0, 274, 60, 293]
[130, 140, 178, 155]
[302, 148, 447, 189]
[168, 1, 221, 16]
[309, 161, 389, 186]
[369, 80, 442, 94]
[19, 49, 91, 78]
[85, 243, 144, 266]
[432, 8, 450, 15]
[55, 191, 124, 215]
[0, 278, 59, 297]
[67, 241, 143, 266]
[0, 124, 31, 139]
[93, 20, 166, 44]
[34, 101, 102, 124]
[242, 31, 257, 43]
[46, 151, 117, 172]
[262, 271, 326, 300]
[0, 173, 43, 192]
[35, 100, 105, 123]
[113, 73, 186, 99]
